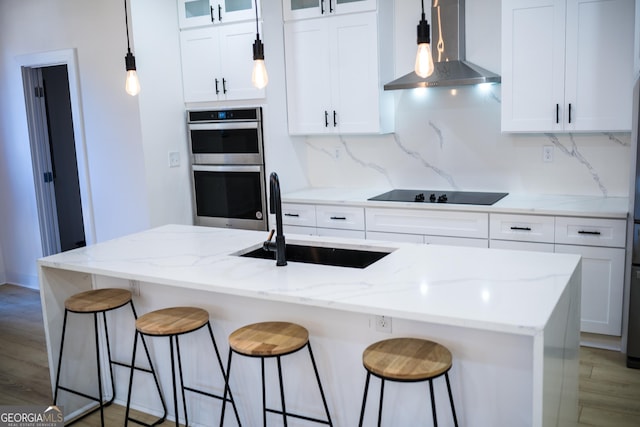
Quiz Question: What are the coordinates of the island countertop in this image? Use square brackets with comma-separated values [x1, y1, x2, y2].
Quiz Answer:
[39, 224, 580, 336]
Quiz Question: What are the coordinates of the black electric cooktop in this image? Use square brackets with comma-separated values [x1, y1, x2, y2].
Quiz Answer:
[368, 189, 508, 205]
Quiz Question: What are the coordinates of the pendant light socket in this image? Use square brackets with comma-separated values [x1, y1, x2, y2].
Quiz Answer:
[253, 36, 265, 61]
[417, 12, 430, 45]
[125, 51, 136, 71]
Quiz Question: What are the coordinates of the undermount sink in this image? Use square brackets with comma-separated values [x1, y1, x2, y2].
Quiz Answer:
[238, 243, 393, 269]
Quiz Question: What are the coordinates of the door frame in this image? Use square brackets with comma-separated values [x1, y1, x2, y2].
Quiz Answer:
[19, 48, 96, 254]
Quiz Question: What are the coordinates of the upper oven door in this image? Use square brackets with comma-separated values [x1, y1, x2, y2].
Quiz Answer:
[189, 122, 263, 165]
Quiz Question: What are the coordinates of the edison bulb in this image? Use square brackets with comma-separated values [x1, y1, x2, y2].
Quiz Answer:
[252, 59, 268, 89]
[415, 42, 434, 78]
[125, 70, 140, 96]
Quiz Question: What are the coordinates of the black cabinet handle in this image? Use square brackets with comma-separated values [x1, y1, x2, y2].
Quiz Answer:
[222, 78, 227, 94]
[510, 226, 532, 231]
[321, 0, 325, 14]
[568, 103, 572, 123]
[324, 110, 329, 127]
[210, 5, 215, 22]
[215, 78, 219, 94]
[284, 213, 300, 217]
[329, 0, 334, 13]
[578, 230, 601, 235]
[556, 104, 559, 124]
[330, 216, 347, 220]
[333, 110, 337, 127]
[218, 4, 222, 21]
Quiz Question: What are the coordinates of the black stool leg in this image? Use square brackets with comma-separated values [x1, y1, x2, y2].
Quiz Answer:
[53, 309, 69, 406]
[306, 343, 333, 426]
[168, 337, 180, 427]
[445, 372, 459, 427]
[276, 356, 288, 427]
[429, 379, 438, 427]
[261, 357, 267, 427]
[124, 330, 139, 427]
[220, 350, 234, 427]
[377, 378, 385, 427]
[358, 371, 371, 427]
[101, 311, 116, 406]
[175, 336, 189, 427]
[90, 313, 105, 426]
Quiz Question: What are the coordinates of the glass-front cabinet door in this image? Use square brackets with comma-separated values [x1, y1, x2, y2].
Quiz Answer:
[283, 0, 375, 21]
[178, 0, 258, 28]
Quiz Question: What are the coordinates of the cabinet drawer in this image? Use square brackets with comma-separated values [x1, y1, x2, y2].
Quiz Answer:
[366, 208, 488, 239]
[281, 204, 316, 228]
[490, 214, 555, 243]
[555, 217, 626, 248]
[316, 205, 365, 231]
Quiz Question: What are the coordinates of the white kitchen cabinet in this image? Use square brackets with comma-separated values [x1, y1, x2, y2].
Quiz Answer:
[490, 239, 555, 252]
[283, 10, 394, 134]
[490, 213, 555, 243]
[283, 0, 376, 21]
[179, 22, 265, 102]
[556, 244, 625, 335]
[281, 203, 365, 238]
[555, 216, 627, 248]
[501, 0, 634, 132]
[366, 230, 425, 244]
[178, 0, 259, 29]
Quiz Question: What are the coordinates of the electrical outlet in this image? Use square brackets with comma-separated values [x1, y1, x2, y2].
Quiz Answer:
[129, 280, 140, 297]
[374, 315, 392, 333]
[543, 145, 554, 163]
[169, 151, 180, 168]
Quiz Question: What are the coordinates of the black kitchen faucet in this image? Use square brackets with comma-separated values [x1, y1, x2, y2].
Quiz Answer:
[263, 172, 287, 266]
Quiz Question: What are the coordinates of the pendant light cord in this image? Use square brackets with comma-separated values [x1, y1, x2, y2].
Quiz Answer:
[124, 0, 132, 54]
[254, 0, 259, 38]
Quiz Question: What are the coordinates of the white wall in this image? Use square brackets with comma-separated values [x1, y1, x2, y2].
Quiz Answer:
[0, 0, 152, 288]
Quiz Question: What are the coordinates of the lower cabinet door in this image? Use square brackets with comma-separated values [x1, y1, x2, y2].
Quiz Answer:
[555, 244, 625, 335]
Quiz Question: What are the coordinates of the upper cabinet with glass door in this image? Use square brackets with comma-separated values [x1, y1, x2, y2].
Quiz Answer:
[283, 0, 376, 21]
[178, 0, 259, 28]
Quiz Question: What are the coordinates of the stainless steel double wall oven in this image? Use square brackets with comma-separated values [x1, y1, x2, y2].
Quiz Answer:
[188, 107, 268, 231]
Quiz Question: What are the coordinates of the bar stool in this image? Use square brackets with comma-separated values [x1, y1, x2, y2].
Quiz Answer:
[358, 337, 459, 427]
[125, 306, 241, 427]
[221, 321, 333, 426]
[53, 288, 165, 426]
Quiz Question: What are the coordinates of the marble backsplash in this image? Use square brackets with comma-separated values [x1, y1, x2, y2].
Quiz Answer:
[302, 85, 632, 198]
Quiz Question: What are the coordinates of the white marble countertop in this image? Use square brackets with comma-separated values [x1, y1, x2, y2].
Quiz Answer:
[39, 224, 580, 336]
[282, 187, 629, 219]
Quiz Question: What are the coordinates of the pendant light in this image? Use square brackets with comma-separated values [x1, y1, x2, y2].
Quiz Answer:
[251, 0, 268, 89]
[123, 0, 140, 96]
[415, 0, 434, 78]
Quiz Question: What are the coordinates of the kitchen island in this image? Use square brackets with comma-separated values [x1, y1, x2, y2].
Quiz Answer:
[38, 224, 581, 426]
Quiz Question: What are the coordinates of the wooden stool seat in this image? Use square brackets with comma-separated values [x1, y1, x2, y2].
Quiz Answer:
[229, 321, 309, 357]
[363, 337, 452, 381]
[65, 288, 132, 313]
[135, 306, 209, 336]
[221, 321, 333, 426]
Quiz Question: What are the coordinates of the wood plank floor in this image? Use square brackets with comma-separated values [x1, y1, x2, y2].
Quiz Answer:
[2, 283, 640, 426]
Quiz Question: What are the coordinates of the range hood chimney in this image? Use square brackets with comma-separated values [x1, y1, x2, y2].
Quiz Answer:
[384, 0, 500, 90]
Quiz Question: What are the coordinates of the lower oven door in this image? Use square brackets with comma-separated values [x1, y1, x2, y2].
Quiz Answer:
[191, 164, 267, 231]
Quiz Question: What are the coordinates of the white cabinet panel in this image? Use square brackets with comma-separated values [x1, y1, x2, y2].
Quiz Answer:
[284, 225, 317, 236]
[555, 217, 626, 248]
[316, 205, 365, 230]
[490, 240, 555, 253]
[366, 208, 489, 239]
[180, 22, 264, 102]
[555, 244, 625, 335]
[178, 0, 259, 29]
[316, 228, 365, 239]
[282, 203, 317, 228]
[283, 0, 376, 21]
[425, 236, 489, 248]
[490, 214, 555, 243]
[366, 231, 424, 244]
[283, 11, 392, 134]
[502, 0, 634, 132]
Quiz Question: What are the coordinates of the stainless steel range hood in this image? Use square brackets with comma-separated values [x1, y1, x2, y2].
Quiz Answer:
[384, 0, 500, 90]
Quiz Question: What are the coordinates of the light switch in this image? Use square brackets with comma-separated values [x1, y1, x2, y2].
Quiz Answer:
[169, 151, 180, 168]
